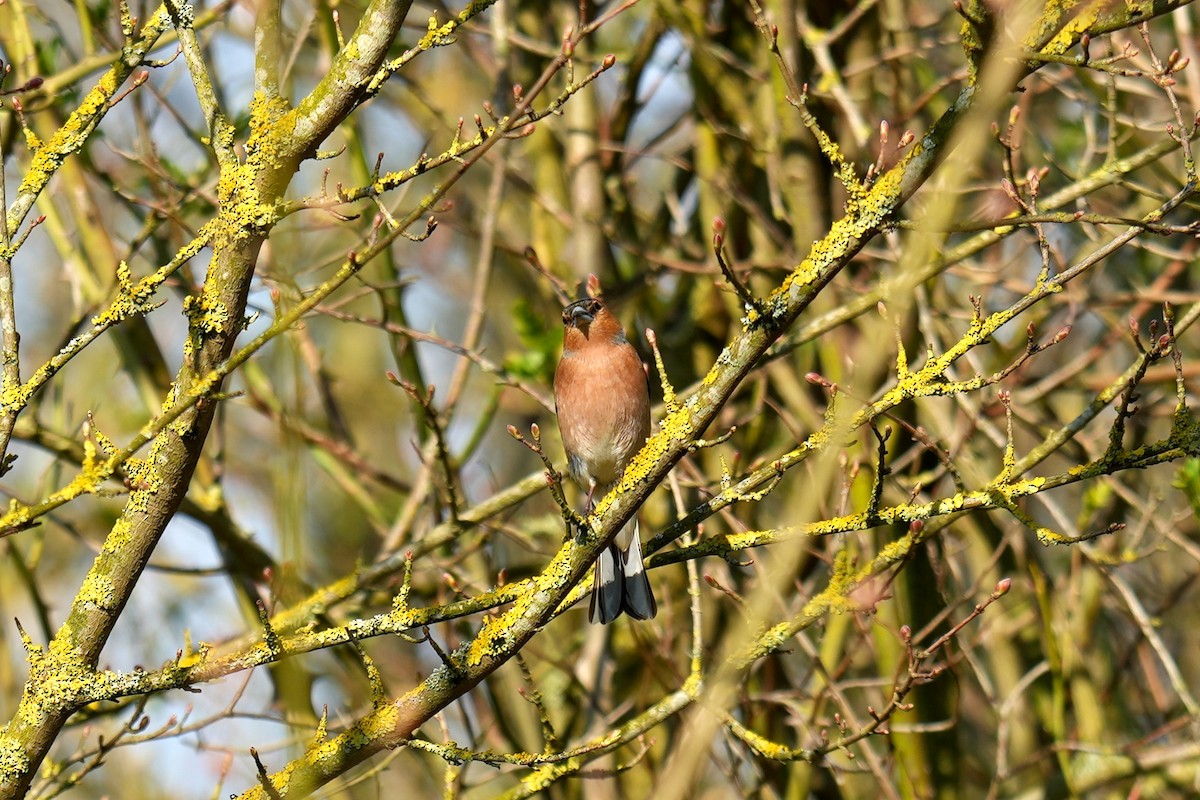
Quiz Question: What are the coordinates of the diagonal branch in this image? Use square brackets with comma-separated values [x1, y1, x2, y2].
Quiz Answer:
[237, 68, 979, 800]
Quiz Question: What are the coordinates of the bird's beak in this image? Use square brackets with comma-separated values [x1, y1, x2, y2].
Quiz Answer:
[569, 305, 595, 325]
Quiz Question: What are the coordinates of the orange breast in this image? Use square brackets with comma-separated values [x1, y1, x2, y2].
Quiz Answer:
[554, 334, 650, 489]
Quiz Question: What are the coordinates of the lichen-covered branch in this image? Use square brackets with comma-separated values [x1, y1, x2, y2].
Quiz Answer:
[2, 6, 173, 240]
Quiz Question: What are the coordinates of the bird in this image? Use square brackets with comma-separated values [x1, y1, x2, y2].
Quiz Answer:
[553, 292, 657, 624]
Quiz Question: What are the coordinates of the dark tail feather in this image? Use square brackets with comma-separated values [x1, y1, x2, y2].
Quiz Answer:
[619, 522, 657, 620]
[589, 543, 624, 624]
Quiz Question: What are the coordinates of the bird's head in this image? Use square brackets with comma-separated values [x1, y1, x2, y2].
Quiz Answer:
[561, 297, 625, 350]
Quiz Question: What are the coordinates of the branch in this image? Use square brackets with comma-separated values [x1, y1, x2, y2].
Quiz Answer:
[2, 7, 174, 239]
[235, 66, 979, 800]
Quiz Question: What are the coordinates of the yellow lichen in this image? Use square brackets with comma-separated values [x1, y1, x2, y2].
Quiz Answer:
[0, 738, 32, 780]
[183, 293, 232, 336]
[1037, 1, 1101, 57]
[0, 383, 25, 414]
[74, 565, 116, 613]
[17, 70, 118, 196]
[248, 91, 291, 132]
[466, 615, 503, 667]
[21, 126, 42, 153]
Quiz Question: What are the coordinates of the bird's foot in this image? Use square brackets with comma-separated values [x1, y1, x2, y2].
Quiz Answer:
[562, 508, 590, 542]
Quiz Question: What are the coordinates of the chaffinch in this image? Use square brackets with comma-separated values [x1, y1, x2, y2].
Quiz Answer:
[553, 294, 657, 624]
